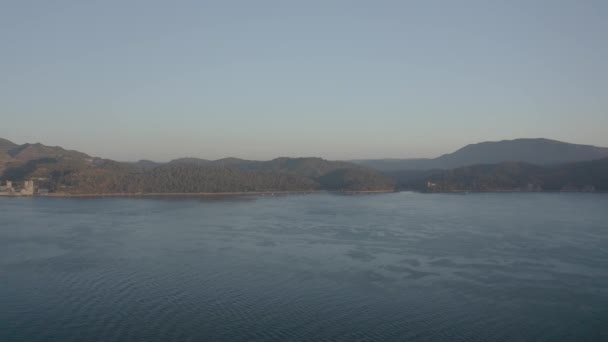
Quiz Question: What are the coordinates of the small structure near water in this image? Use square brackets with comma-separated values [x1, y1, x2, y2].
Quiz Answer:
[0, 180, 36, 196]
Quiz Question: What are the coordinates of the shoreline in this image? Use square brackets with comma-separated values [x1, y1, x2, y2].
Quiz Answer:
[3, 189, 605, 198]
[37, 189, 397, 198]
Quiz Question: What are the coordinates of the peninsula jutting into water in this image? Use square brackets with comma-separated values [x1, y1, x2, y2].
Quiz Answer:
[1, 137, 607, 196]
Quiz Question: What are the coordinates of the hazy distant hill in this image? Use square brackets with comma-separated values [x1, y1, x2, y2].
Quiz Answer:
[0, 139, 394, 194]
[355, 138, 608, 171]
[433, 138, 608, 168]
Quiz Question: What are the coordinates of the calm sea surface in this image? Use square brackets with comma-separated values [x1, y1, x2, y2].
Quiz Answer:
[1, 193, 607, 341]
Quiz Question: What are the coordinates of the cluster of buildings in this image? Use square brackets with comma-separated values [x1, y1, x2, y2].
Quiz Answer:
[0, 180, 38, 196]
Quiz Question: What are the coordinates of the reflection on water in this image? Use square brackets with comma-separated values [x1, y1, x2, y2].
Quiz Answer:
[1, 193, 607, 341]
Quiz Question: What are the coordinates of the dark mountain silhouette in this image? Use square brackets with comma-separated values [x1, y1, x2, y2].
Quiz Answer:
[354, 138, 608, 171]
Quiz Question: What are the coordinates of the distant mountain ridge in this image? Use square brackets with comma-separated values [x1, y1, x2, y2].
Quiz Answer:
[2, 137, 607, 194]
[354, 138, 608, 171]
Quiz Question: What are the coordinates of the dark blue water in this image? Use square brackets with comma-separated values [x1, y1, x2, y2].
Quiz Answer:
[1, 193, 607, 341]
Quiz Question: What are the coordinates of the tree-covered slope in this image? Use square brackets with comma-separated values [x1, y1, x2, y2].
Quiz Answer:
[318, 168, 396, 191]
[0, 139, 394, 194]
[411, 158, 608, 192]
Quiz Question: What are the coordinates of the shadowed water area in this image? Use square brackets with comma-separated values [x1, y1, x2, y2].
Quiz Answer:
[1, 193, 607, 341]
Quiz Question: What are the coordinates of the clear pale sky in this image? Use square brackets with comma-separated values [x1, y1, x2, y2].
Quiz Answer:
[1, 0, 606, 161]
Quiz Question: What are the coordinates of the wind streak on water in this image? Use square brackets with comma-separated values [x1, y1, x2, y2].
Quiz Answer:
[0, 193, 607, 341]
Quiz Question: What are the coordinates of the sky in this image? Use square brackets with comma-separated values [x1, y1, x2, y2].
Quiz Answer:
[1, 0, 606, 161]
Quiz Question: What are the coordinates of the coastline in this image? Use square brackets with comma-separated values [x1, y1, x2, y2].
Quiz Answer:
[38, 189, 397, 198]
[3, 189, 605, 199]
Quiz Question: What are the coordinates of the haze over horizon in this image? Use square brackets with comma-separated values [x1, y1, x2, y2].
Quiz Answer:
[2, 1, 606, 161]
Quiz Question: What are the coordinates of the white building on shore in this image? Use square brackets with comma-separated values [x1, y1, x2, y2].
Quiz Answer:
[0, 180, 36, 196]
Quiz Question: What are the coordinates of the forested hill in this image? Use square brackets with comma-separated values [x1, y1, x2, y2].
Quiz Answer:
[0, 139, 395, 194]
[1, 139, 89, 175]
[2, 137, 606, 194]
[401, 158, 608, 192]
[168, 157, 362, 178]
